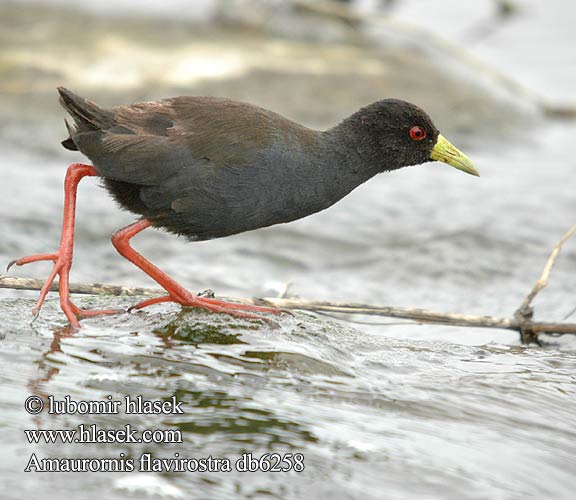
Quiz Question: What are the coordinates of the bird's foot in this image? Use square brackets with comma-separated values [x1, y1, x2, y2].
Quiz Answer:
[199, 295, 283, 316]
[128, 291, 283, 321]
[8, 252, 121, 327]
[8, 251, 67, 319]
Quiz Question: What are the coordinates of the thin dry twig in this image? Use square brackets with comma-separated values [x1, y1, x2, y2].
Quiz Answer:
[519, 224, 576, 311]
[0, 275, 159, 297]
[514, 224, 576, 343]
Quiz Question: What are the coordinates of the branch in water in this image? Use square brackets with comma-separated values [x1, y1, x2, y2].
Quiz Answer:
[2, 224, 574, 343]
[1, 279, 575, 337]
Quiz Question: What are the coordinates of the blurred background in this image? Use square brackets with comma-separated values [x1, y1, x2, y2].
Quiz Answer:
[0, 1, 575, 499]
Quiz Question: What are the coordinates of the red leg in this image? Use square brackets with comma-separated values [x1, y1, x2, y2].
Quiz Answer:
[111, 219, 282, 319]
[8, 163, 121, 327]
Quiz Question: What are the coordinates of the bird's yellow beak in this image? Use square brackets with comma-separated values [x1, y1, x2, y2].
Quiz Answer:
[430, 134, 479, 177]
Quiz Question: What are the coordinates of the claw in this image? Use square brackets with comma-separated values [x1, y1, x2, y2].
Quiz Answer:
[6, 259, 17, 272]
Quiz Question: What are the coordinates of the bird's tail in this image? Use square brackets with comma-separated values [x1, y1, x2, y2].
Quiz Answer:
[57, 87, 115, 151]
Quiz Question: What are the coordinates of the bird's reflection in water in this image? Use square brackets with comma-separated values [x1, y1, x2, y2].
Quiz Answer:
[26, 323, 77, 426]
[24, 309, 320, 455]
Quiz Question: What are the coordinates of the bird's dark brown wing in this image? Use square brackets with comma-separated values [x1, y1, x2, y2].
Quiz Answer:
[69, 96, 293, 185]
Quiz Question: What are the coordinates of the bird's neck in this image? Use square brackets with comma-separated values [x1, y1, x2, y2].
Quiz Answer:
[322, 119, 388, 181]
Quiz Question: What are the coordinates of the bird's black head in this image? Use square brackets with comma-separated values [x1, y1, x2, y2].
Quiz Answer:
[331, 99, 478, 177]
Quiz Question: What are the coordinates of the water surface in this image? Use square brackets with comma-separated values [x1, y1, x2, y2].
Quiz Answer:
[0, 1, 575, 499]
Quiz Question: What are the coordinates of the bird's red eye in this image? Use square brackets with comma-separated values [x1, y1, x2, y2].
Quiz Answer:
[409, 126, 426, 141]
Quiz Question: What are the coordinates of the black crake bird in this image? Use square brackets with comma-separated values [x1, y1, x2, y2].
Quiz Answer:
[9, 87, 478, 327]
